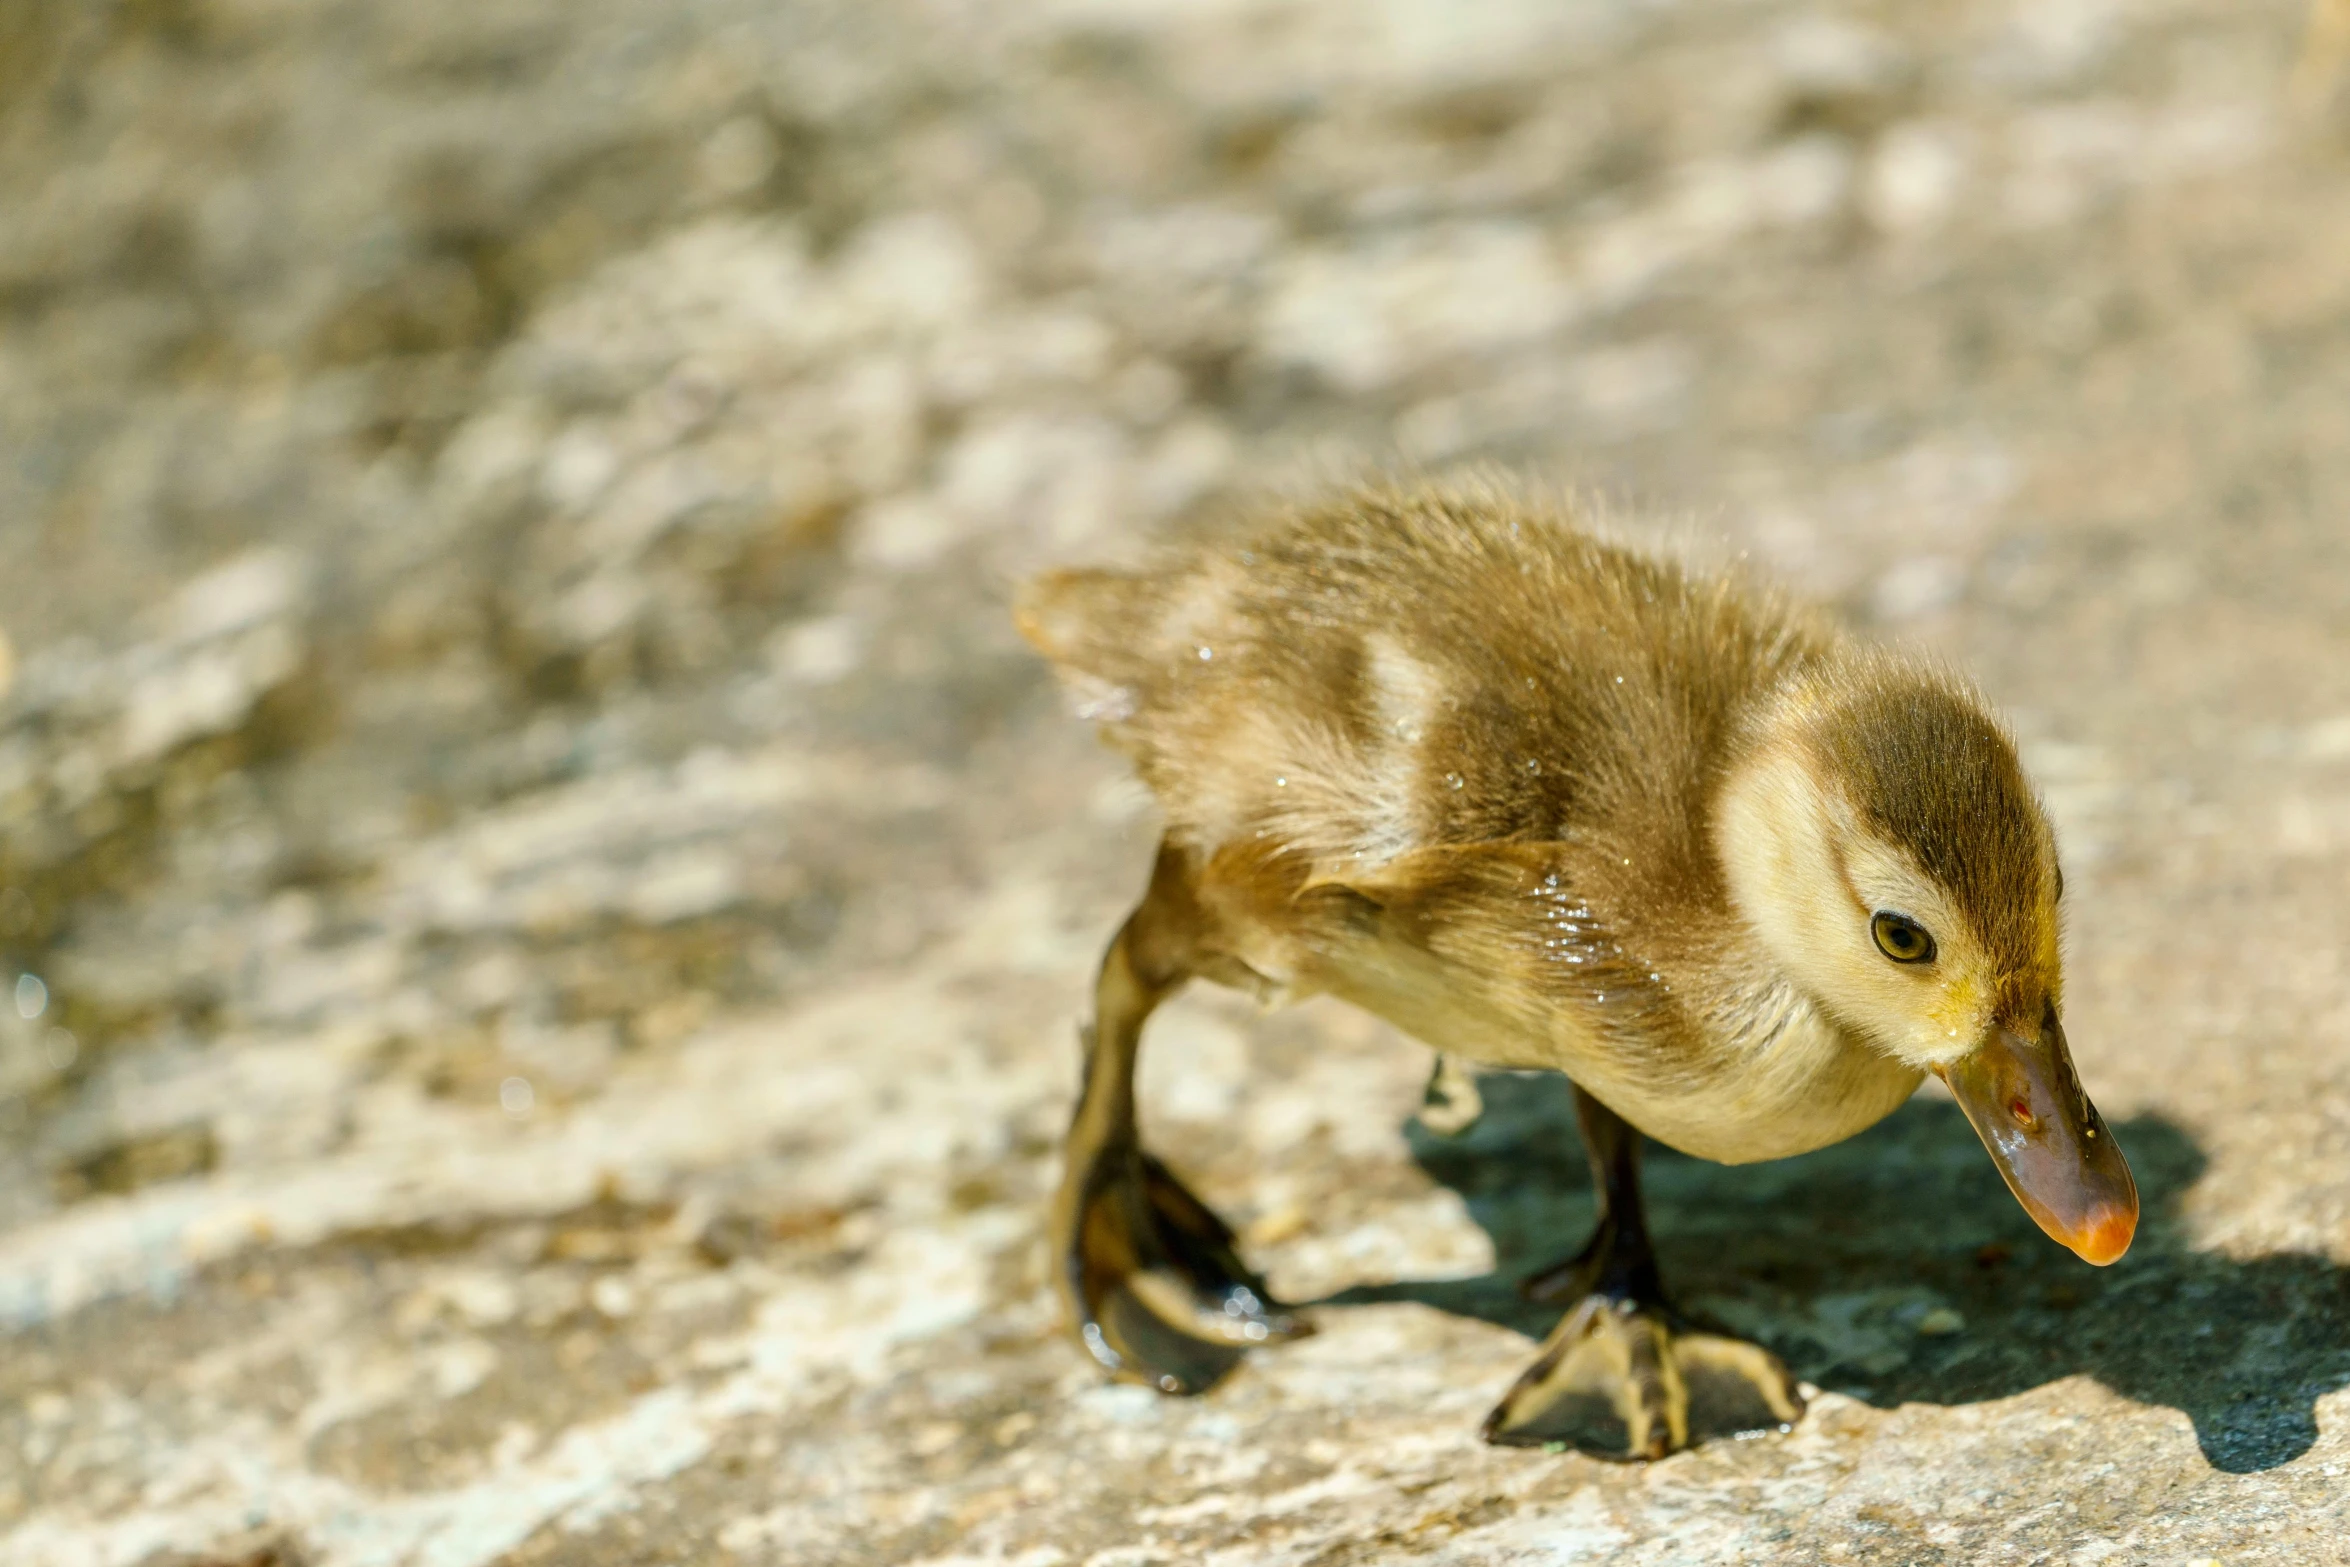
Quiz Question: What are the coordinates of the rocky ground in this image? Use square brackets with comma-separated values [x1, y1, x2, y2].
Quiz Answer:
[3, 0, 2350, 1562]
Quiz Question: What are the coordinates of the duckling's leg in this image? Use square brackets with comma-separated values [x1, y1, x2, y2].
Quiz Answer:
[1482, 1085, 1804, 1458]
[1053, 842, 1308, 1395]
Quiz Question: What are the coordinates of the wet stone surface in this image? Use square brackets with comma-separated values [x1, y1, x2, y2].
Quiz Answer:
[4, 0, 2350, 1562]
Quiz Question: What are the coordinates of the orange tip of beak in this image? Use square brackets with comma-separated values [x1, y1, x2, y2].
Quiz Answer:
[2066, 1201, 2137, 1267]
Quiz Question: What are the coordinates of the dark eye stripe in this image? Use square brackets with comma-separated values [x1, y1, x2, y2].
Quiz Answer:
[1871, 911, 1938, 965]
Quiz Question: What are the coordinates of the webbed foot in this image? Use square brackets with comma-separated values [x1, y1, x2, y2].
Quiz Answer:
[1482, 1293, 1804, 1459]
[1059, 1146, 1310, 1395]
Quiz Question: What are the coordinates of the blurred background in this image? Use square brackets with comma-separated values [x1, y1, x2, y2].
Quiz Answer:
[3, 0, 2349, 1561]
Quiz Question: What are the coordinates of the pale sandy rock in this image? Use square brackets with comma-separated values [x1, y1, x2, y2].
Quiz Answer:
[1258, 224, 1579, 392]
[1865, 121, 1974, 236]
[1, 0, 2347, 1562]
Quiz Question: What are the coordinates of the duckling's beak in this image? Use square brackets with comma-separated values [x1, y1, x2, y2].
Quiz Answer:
[1934, 1011, 2138, 1265]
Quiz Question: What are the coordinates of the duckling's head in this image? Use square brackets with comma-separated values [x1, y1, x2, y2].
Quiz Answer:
[1715, 661, 2138, 1265]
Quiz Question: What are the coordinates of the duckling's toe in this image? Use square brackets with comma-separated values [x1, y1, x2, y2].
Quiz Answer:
[1481, 1297, 1803, 1459]
[1416, 1053, 1486, 1136]
[1063, 1150, 1309, 1395]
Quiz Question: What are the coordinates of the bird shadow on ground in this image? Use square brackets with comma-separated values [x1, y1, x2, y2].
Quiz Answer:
[1318, 1073, 2350, 1473]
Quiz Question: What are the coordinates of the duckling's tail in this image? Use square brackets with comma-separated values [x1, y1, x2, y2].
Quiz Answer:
[1013, 566, 1152, 684]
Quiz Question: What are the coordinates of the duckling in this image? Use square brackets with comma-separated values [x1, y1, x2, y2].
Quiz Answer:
[1015, 482, 2138, 1459]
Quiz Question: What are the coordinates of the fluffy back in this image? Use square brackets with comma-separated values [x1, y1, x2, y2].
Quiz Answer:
[1016, 484, 1834, 898]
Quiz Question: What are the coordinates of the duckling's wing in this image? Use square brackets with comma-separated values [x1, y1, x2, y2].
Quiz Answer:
[1026, 496, 1586, 867]
[1314, 839, 1673, 1026]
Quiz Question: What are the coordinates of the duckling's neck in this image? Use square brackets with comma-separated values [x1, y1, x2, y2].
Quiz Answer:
[1599, 720, 1928, 1164]
[1644, 958, 1922, 1164]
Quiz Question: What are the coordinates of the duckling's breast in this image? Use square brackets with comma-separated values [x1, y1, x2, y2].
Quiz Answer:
[1588, 1000, 1926, 1165]
[1304, 928, 1923, 1165]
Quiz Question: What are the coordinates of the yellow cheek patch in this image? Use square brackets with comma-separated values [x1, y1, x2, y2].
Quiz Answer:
[1928, 969, 1987, 1040]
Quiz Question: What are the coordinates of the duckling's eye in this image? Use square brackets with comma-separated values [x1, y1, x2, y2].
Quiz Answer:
[1870, 911, 1937, 965]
